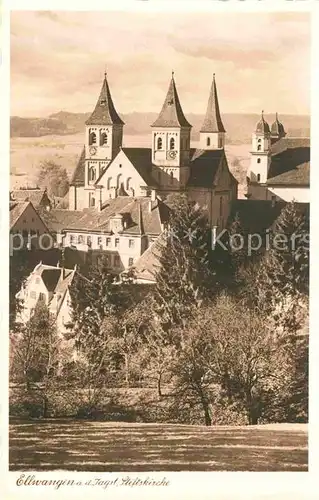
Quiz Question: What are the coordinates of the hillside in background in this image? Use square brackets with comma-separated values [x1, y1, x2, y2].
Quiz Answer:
[11, 111, 310, 144]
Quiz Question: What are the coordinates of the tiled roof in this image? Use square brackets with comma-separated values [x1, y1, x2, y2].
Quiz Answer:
[70, 147, 85, 187]
[270, 137, 310, 157]
[267, 143, 310, 186]
[229, 200, 309, 235]
[118, 198, 168, 235]
[187, 148, 224, 188]
[41, 269, 62, 292]
[200, 75, 226, 133]
[94, 147, 157, 188]
[10, 201, 30, 229]
[11, 189, 48, 206]
[132, 234, 165, 283]
[267, 162, 309, 186]
[31, 263, 75, 293]
[39, 208, 85, 233]
[121, 148, 157, 187]
[85, 74, 124, 126]
[39, 197, 168, 236]
[151, 76, 192, 128]
[287, 137, 310, 149]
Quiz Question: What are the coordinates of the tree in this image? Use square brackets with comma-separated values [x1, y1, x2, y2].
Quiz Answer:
[69, 257, 149, 388]
[10, 303, 60, 399]
[171, 295, 290, 426]
[36, 160, 69, 198]
[154, 194, 230, 328]
[171, 318, 215, 426]
[9, 250, 33, 331]
[69, 258, 118, 354]
[138, 314, 178, 398]
[254, 201, 309, 336]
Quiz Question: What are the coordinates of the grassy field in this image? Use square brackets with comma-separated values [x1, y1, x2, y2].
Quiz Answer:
[9, 420, 307, 472]
[10, 134, 250, 198]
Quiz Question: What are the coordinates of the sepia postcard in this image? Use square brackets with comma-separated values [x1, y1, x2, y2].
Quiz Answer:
[1, 0, 318, 499]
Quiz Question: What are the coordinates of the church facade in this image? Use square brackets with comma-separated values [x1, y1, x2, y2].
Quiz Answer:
[69, 73, 238, 229]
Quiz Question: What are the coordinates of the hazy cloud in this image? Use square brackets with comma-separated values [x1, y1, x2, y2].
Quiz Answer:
[10, 11, 310, 117]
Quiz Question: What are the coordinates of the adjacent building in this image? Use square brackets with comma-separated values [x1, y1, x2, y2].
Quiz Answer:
[10, 200, 51, 251]
[39, 195, 169, 273]
[247, 113, 310, 202]
[11, 188, 52, 210]
[15, 262, 77, 335]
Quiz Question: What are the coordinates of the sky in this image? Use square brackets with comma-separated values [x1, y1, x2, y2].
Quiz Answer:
[10, 10, 310, 117]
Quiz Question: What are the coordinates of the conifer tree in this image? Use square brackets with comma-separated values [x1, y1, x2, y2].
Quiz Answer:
[154, 194, 230, 327]
[69, 256, 118, 352]
[256, 201, 309, 335]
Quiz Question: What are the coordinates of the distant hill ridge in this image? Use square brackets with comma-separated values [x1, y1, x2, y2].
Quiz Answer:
[11, 111, 310, 144]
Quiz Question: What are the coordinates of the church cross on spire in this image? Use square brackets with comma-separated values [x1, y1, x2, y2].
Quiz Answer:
[85, 73, 124, 126]
[151, 74, 191, 128]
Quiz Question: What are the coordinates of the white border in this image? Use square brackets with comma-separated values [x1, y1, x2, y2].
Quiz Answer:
[1, 1, 318, 499]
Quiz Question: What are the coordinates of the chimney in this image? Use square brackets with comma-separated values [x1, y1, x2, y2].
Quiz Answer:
[271, 195, 276, 208]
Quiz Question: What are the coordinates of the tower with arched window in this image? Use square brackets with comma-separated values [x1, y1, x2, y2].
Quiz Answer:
[248, 111, 271, 184]
[199, 74, 226, 150]
[83, 73, 124, 202]
[151, 73, 192, 188]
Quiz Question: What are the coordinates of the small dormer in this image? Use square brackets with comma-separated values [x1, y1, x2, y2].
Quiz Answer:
[110, 213, 124, 233]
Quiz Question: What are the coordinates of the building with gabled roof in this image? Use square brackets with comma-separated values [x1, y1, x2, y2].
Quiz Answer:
[15, 262, 78, 335]
[10, 188, 52, 210]
[10, 200, 52, 252]
[69, 72, 238, 231]
[247, 112, 310, 202]
[126, 233, 165, 284]
[39, 195, 169, 272]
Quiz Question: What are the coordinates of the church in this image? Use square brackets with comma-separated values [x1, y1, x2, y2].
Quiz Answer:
[247, 112, 310, 203]
[69, 72, 238, 229]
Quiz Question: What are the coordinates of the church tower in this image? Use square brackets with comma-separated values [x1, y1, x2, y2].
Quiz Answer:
[199, 74, 226, 150]
[248, 111, 271, 184]
[84, 73, 124, 204]
[270, 112, 286, 144]
[151, 73, 192, 189]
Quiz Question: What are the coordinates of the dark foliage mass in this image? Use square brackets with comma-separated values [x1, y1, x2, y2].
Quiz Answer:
[36, 160, 69, 198]
[9, 196, 309, 426]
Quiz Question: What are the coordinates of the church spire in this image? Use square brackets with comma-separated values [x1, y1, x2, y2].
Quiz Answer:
[200, 74, 225, 133]
[85, 73, 124, 126]
[200, 74, 226, 150]
[151, 74, 191, 128]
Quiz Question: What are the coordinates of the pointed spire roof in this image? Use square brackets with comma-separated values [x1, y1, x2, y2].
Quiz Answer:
[200, 74, 226, 133]
[85, 73, 124, 126]
[271, 112, 286, 136]
[255, 110, 270, 134]
[151, 73, 191, 128]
